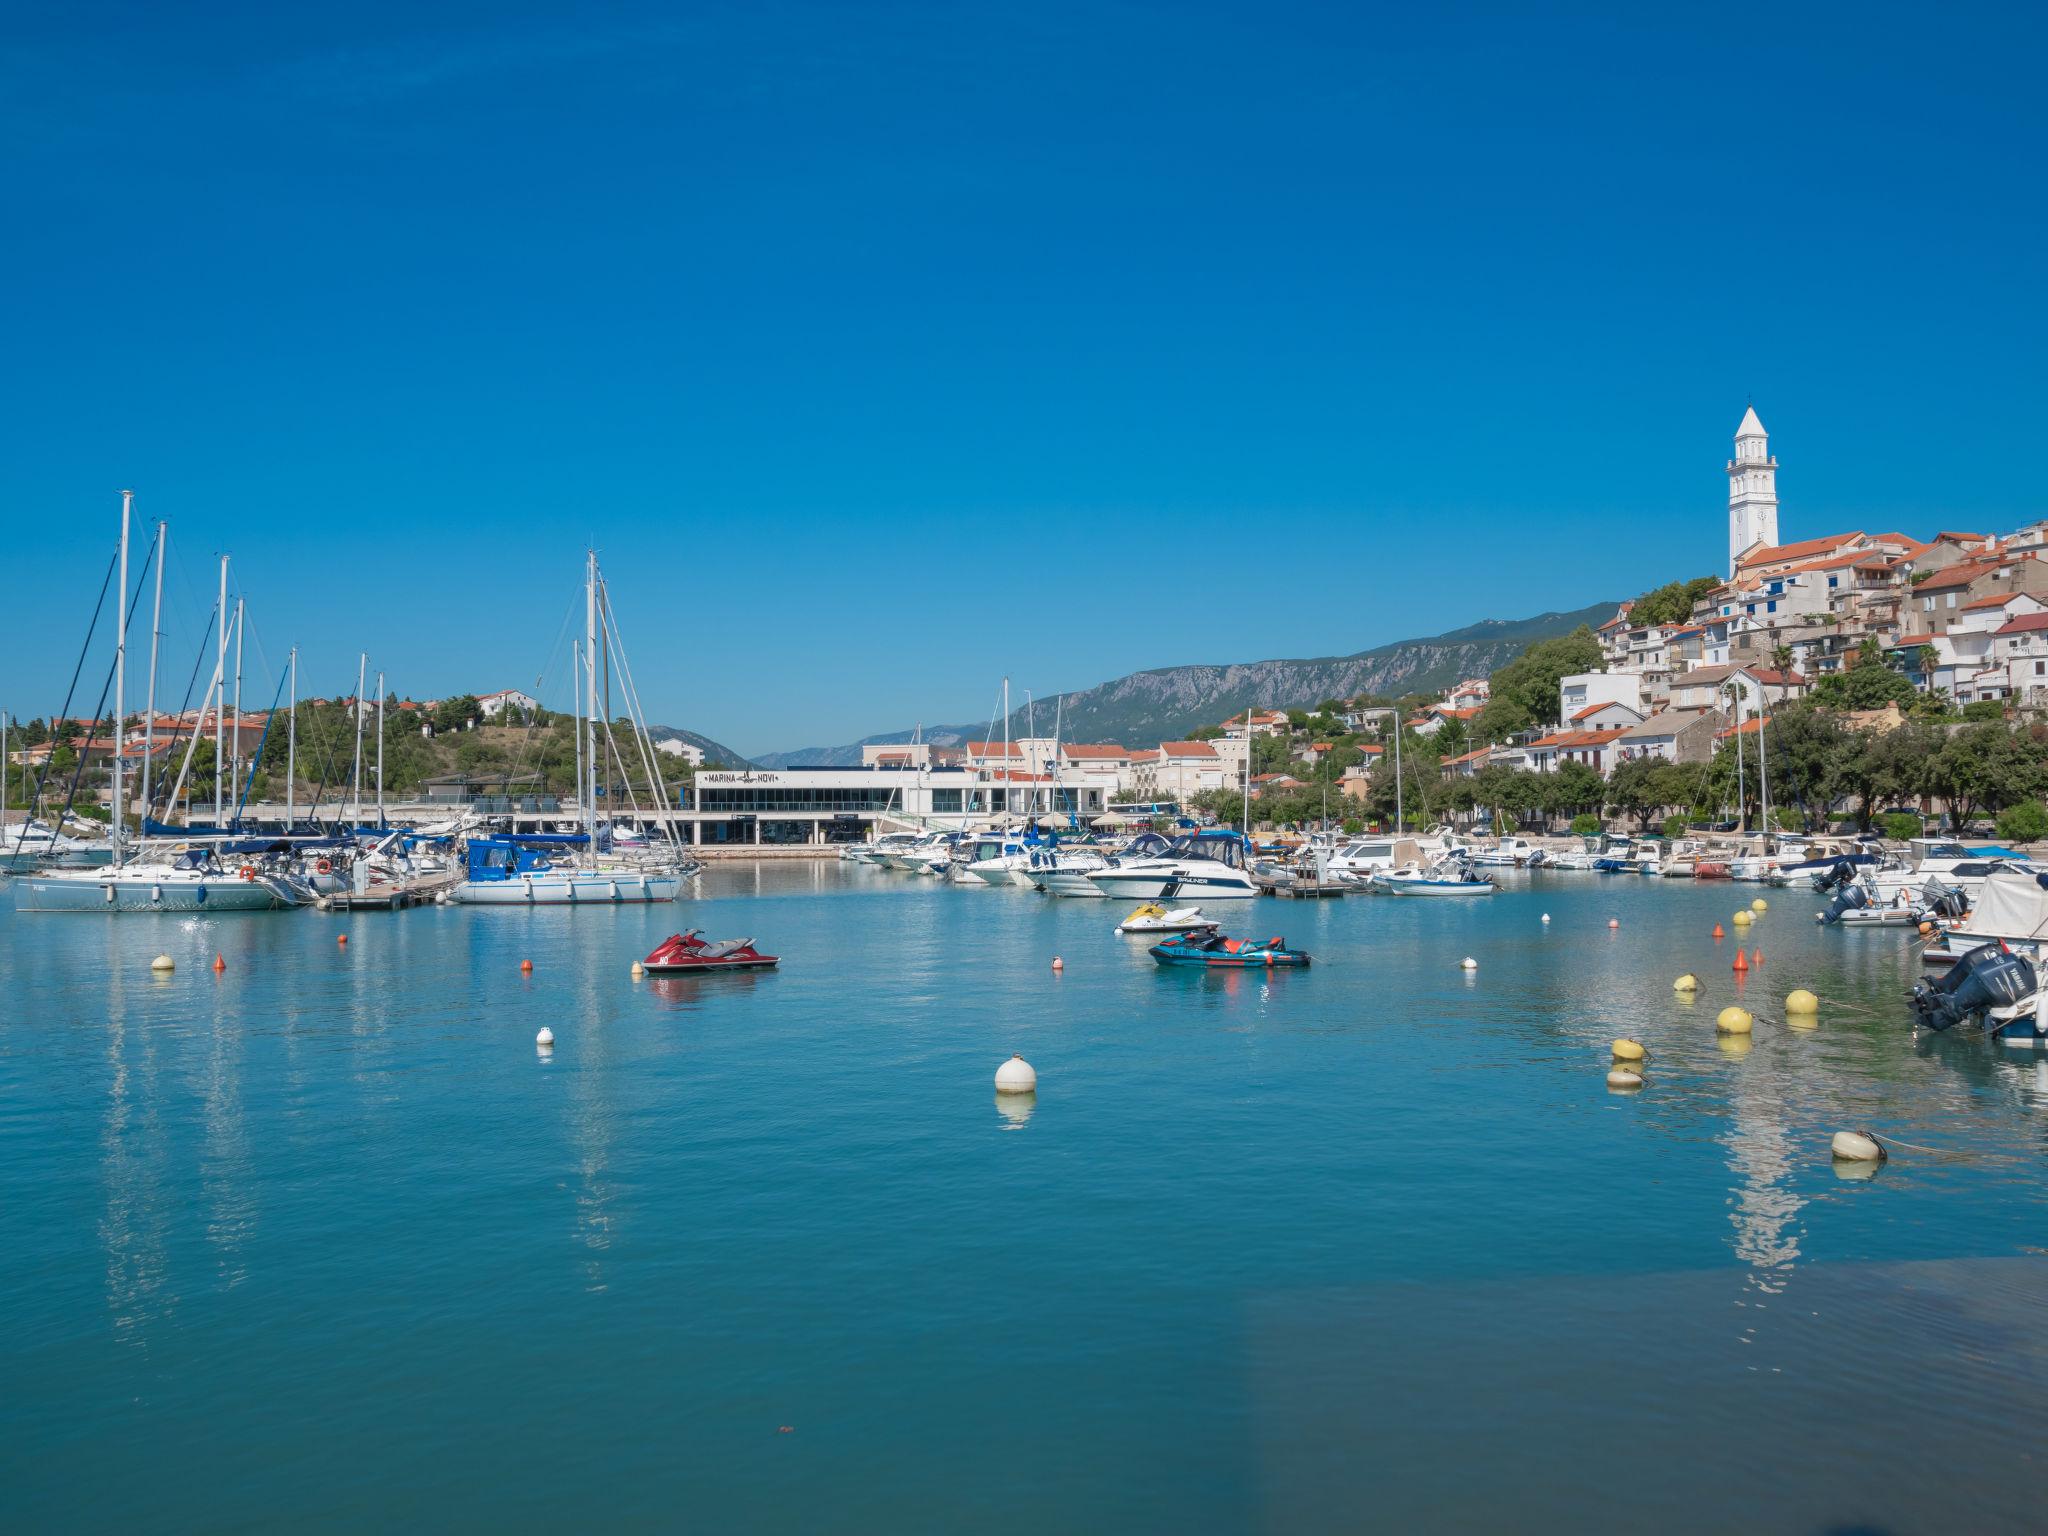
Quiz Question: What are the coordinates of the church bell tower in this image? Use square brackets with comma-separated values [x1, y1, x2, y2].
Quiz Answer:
[1727, 406, 1779, 576]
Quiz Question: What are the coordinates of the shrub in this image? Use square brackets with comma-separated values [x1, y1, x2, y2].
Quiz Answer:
[1341, 819, 1362, 836]
[1881, 812, 1922, 841]
[1569, 813, 1601, 836]
[1996, 801, 2048, 844]
[1661, 814, 1686, 839]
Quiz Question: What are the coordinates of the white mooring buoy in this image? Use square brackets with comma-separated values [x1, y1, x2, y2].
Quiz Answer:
[1831, 1130, 1885, 1163]
[995, 1055, 1037, 1094]
[149, 953, 175, 973]
[535, 1026, 555, 1049]
[1460, 956, 1478, 971]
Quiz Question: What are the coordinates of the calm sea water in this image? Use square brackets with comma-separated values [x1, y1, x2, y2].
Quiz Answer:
[5, 862, 2047, 1532]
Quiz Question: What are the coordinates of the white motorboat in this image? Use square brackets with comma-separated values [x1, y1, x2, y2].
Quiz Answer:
[1084, 831, 1259, 901]
[1375, 856, 1496, 896]
[1115, 903, 1216, 935]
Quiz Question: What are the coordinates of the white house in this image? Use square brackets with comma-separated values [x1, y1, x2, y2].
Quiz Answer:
[1558, 671, 1643, 721]
[656, 738, 707, 767]
[477, 688, 539, 721]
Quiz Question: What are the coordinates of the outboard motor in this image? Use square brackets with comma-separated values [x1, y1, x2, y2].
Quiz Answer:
[1814, 859, 1859, 895]
[1922, 882, 1967, 921]
[1910, 942, 2038, 1031]
[1820, 882, 1872, 925]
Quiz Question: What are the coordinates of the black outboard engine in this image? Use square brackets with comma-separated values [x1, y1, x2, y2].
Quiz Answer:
[1910, 942, 2038, 1031]
[1820, 882, 1872, 925]
[1814, 859, 1859, 895]
[1922, 882, 1967, 920]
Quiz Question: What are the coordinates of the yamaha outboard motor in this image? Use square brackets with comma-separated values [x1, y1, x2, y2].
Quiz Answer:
[1814, 859, 1859, 895]
[1910, 942, 2038, 1031]
[1820, 882, 1872, 925]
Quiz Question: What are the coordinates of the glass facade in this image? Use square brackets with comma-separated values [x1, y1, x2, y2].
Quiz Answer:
[697, 784, 904, 814]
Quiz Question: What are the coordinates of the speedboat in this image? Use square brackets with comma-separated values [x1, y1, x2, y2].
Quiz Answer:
[1323, 835, 1421, 884]
[1085, 830, 1259, 901]
[1468, 836, 1540, 868]
[1923, 868, 2048, 964]
[1148, 929, 1310, 967]
[643, 930, 778, 972]
[1376, 856, 1495, 896]
[1116, 903, 1215, 935]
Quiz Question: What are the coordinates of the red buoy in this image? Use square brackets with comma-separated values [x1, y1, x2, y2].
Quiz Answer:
[1712, 923, 1725, 939]
[521, 959, 533, 974]
[212, 953, 226, 973]
[337, 934, 348, 947]
[1732, 948, 1749, 972]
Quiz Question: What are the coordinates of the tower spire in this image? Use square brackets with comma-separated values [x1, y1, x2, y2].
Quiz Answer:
[1727, 407, 1779, 576]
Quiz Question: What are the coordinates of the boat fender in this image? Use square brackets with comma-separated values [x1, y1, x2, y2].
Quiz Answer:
[103, 883, 116, 903]
[1612, 1039, 1645, 1061]
[1716, 1007, 1753, 1034]
[151, 883, 163, 903]
[1831, 1130, 1885, 1163]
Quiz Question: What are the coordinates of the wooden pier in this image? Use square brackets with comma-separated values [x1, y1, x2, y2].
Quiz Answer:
[314, 869, 465, 912]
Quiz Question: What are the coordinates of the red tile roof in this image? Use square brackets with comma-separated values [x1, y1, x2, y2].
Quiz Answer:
[1916, 559, 2008, 592]
[1996, 614, 2048, 635]
[1159, 741, 1219, 759]
[1059, 743, 1128, 759]
[1962, 592, 2030, 610]
[966, 740, 1024, 757]
[1740, 532, 1865, 566]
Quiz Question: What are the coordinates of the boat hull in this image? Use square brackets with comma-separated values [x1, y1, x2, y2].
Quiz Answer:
[453, 873, 681, 904]
[12, 874, 290, 912]
[1378, 879, 1494, 896]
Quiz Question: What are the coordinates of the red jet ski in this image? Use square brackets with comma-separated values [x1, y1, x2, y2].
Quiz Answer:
[643, 930, 780, 973]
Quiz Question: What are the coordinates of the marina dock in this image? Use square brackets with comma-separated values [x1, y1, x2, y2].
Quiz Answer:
[314, 869, 465, 912]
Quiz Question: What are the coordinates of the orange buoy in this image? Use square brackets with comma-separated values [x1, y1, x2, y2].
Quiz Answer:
[1732, 948, 1749, 972]
[520, 959, 533, 974]
[1752, 949, 1765, 967]
[1712, 923, 1725, 939]
[1051, 957, 1064, 972]
[212, 953, 225, 973]
[337, 934, 348, 947]
[1607, 919, 1620, 929]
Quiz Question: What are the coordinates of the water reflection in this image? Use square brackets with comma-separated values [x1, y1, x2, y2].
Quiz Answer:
[98, 931, 171, 1350]
[994, 1091, 1035, 1129]
[201, 969, 255, 1289]
[648, 972, 768, 1010]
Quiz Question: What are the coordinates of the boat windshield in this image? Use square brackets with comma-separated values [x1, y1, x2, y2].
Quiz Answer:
[1168, 835, 1245, 868]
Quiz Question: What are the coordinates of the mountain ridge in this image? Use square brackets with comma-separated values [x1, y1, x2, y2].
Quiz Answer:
[756, 600, 1619, 767]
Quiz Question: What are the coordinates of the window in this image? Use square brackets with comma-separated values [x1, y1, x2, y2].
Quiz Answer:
[1923, 596, 1935, 611]
[1946, 594, 1957, 609]
[1828, 576, 1839, 588]
[930, 788, 963, 813]
[1767, 601, 1778, 613]
[2036, 661, 2045, 677]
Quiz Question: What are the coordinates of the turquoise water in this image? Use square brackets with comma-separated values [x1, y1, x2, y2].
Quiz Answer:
[6, 863, 2048, 1531]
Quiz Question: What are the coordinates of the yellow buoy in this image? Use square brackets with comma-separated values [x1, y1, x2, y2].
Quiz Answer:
[1607, 1068, 1644, 1090]
[1611, 1038, 1645, 1062]
[1751, 898, 1768, 912]
[1716, 1006, 1753, 1034]
[1732, 910, 1753, 927]
[1785, 989, 1819, 1015]
[1673, 973, 1699, 993]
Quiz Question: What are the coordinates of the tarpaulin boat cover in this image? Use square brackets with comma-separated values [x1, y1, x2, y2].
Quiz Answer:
[1969, 869, 2048, 943]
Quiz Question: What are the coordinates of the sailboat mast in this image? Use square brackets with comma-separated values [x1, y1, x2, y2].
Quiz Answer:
[231, 597, 244, 813]
[141, 518, 165, 820]
[1002, 676, 1009, 823]
[214, 554, 228, 826]
[585, 552, 599, 857]
[112, 491, 131, 865]
[352, 652, 366, 822]
[286, 648, 297, 830]
[375, 670, 385, 827]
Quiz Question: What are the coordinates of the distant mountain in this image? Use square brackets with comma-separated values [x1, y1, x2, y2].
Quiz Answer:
[647, 724, 753, 768]
[757, 601, 1620, 766]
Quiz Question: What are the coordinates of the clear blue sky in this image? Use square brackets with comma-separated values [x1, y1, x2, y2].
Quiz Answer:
[4, 2, 2041, 755]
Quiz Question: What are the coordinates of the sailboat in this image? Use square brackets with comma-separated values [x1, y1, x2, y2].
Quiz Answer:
[15, 495, 299, 912]
[453, 551, 691, 905]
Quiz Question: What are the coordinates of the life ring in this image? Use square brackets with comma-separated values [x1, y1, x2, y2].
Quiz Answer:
[316, 858, 332, 875]
[239, 865, 255, 881]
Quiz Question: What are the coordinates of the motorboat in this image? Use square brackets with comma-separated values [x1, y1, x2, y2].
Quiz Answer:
[1085, 830, 1259, 901]
[1018, 842, 1106, 890]
[1468, 836, 1541, 868]
[1589, 833, 1637, 873]
[1148, 929, 1310, 968]
[12, 845, 300, 912]
[643, 930, 778, 972]
[1323, 836, 1423, 885]
[451, 836, 682, 904]
[1116, 903, 1216, 935]
[1923, 868, 2048, 964]
[1660, 838, 1703, 878]
[0, 817, 113, 872]
[1376, 856, 1496, 896]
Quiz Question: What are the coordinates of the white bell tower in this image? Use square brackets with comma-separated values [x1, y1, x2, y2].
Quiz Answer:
[1727, 406, 1778, 575]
